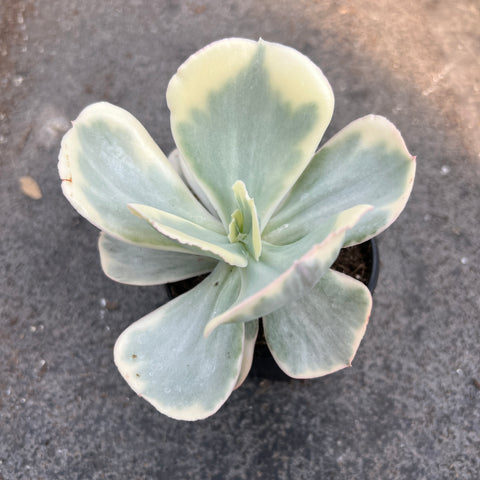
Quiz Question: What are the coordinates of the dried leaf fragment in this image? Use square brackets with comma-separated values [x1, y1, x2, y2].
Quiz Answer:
[19, 176, 42, 199]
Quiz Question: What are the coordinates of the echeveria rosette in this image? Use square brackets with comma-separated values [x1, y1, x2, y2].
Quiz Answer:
[58, 38, 415, 421]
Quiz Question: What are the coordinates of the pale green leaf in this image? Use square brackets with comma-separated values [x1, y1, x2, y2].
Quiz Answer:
[128, 203, 248, 267]
[263, 269, 372, 378]
[264, 115, 416, 246]
[167, 38, 334, 228]
[114, 263, 244, 421]
[58, 102, 223, 250]
[98, 232, 217, 285]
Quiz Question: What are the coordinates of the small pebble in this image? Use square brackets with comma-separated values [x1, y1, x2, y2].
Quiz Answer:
[12, 75, 24, 87]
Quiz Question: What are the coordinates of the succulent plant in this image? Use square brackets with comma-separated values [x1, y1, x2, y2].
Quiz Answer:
[58, 38, 415, 420]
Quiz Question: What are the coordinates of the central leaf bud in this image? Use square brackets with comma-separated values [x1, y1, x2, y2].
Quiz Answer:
[227, 180, 262, 261]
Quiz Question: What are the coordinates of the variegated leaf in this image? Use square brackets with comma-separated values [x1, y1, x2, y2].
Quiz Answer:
[58, 102, 223, 251]
[128, 203, 248, 267]
[114, 263, 244, 421]
[263, 269, 372, 378]
[264, 115, 416, 246]
[167, 38, 334, 228]
[98, 232, 217, 285]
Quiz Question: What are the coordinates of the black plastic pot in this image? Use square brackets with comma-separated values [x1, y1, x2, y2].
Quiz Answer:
[166, 238, 380, 381]
[366, 237, 380, 293]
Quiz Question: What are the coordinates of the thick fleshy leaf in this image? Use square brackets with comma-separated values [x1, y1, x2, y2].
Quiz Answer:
[167, 38, 334, 228]
[58, 102, 223, 250]
[263, 269, 372, 378]
[264, 115, 416, 246]
[234, 320, 259, 389]
[204, 204, 371, 336]
[98, 232, 217, 285]
[114, 263, 244, 421]
[167, 149, 218, 216]
[128, 203, 248, 267]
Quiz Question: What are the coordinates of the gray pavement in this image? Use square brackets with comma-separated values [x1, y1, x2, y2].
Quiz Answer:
[1, 1, 479, 479]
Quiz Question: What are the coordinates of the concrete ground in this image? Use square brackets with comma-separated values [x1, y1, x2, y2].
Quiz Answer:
[1, 1, 479, 479]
